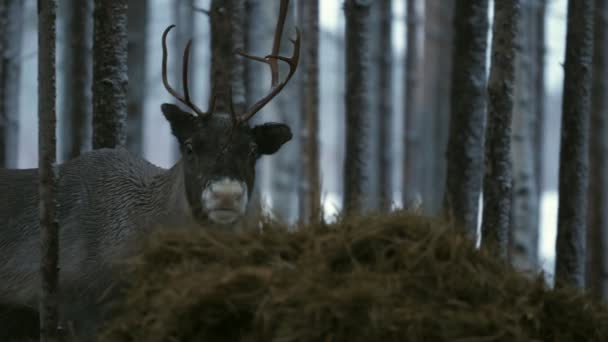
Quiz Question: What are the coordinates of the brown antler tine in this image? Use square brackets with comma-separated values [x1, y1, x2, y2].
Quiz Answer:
[182, 39, 207, 116]
[269, 0, 290, 85]
[162, 25, 185, 102]
[238, 28, 301, 123]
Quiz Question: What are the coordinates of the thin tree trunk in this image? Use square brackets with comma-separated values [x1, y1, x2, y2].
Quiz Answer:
[481, 0, 520, 258]
[92, 0, 128, 149]
[62, 0, 92, 161]
[444, 0, 489, 237]
[268, 0, 299, 223]
[554, 0, 593, 289]
[534, 0, 546, 193]
[403, 0, 422, 209]
[343, 0, 371, 215]
[298, 0, 321, 222]
[586, 0, 608, 299]
[0, 0, 23, 168]
[510, 1, 540, 271]
[127, 0, 148, 155]
[210, 0, 245, 114]
[38, 0, 60, 340]
[377, 0, 392, 211]
[419, 0, 454, 214]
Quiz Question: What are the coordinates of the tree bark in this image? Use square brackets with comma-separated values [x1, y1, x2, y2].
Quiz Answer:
[481, 0, 520, 258]
[343, 0, 371, 215]
[61, 0, 92, 161]
[126, 0, 148, 155]
[510, 1, 540, 271]
[554, 0, 593, 289]
[534, 0, 546, 193]
[586, 0, 608, 299]
[377, 0, 392, 211]
[0, 0, 23, 168]
[444, 0, 489, 237]
[210, 0, 245, 114]
[298, 0, 321, 222]
[418, 0, 454, 214]
[403, 0, 422, 209]
[92, 0, 128, 149]
[38, 0, 60, 340]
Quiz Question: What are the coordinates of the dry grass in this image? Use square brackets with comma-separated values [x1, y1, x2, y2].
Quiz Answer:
[99, 211, 608, 342]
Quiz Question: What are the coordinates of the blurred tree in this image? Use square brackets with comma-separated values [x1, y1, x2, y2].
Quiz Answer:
[210, 0, 245, 114]
[170, 0, 195, 159]
[587, 0, 608, 299]
[61, 0, 92, 161]
[444, 0, 489, 237]
[267, 0, 300, 223]
[555, 0, 593, 290]
[481, 0, 520, 258]
[403, 0, 423, 209]
[0, 0, 23, 168]
[127, 0, 148, 155]
[510, 0, 541, 272]
[419, 0, 454, 214]
[375, 0, 392, 211]
[38, 0, 60, 339]
[92, 0, 127, 149]
[298, 0, 321, 222]
[534, 0, 546, 193]
[343, 0, 371, 215]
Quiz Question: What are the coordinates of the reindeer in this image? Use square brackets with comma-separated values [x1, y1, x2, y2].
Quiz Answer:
[0, 2, 299, 338]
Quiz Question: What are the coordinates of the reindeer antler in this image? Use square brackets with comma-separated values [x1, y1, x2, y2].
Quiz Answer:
[231, 0, 301, 123]
[162, 25, 216, 117]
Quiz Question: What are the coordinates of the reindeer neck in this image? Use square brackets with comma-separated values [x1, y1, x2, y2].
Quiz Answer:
[147, 160, 196, 226]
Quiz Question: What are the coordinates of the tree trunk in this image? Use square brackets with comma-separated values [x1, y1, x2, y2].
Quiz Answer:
[586, 0, 608, 299]
[61, 0, 92, 161]
[534, 0, 546, 193]
[481, 0, 520, 258]
[38, 1, 60, 340]
[377, 0, 392, 211]
[510, 1, 540, 271]
[444, 0, 489, 237]
[268, 0, 300, 223]
[92, 0, 128, 149]
[343, 0, 371, 215]
[298, 0, 321, 222]
[554, 0, 593, 289]
[403, 0, 422, 209]
[126, 0, 148, 155]
[419, 0, 454, 214]
[210, 0, 245, 114]
[0, 0, 23, 168]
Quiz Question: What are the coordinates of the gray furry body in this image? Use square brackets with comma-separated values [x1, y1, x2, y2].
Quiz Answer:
[0, 147, 194, 335]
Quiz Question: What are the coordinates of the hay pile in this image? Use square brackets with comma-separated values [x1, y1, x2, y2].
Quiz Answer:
[100, 212, 608, 342]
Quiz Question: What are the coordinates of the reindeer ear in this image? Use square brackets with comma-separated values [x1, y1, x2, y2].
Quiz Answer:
[161, 103, 197, 144]
[252, 123, 292, 155]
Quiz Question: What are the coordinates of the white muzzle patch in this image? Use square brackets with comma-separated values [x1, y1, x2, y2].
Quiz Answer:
[201, 177, 248, 224]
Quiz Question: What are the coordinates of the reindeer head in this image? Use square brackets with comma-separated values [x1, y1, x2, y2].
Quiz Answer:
[160, 2, 299, 225]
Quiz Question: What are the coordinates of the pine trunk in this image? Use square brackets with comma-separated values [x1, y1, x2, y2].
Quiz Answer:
[0, 0, 23, 168]
[92, 0, 128, 149]
[403, 0, 422, 209]
[377, 0, 392, 211]
[554, 0, 593, 289]
[38, 0, 60, 340]
[481, 0, 520, 258]
[298, 0, 321, 222]
[444, 0, 489, 237]
[343, 0, 371, 215]
[586, 0, 608, 299]
[510, 1, 540, 271]
[61, 0, 92, 161]
[127, 0, 148, 155]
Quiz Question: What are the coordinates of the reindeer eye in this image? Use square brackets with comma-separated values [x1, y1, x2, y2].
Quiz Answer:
[184, 142, 194, 155]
